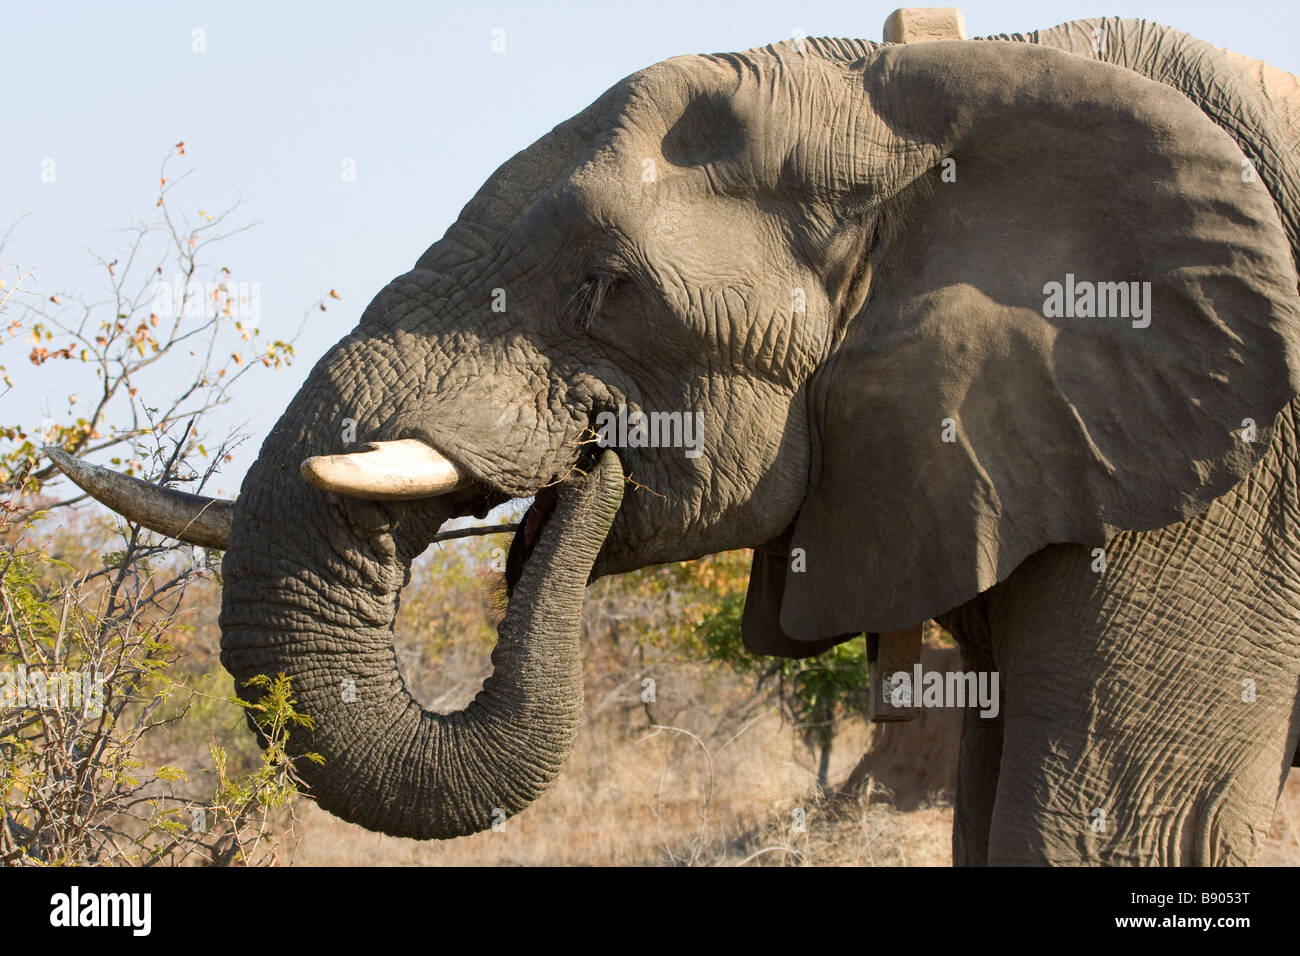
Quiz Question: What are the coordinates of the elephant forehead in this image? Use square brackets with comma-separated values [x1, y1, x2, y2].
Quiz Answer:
[564, 54, 843, 199]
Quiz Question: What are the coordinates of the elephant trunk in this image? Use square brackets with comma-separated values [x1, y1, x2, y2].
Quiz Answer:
[219, 449, 624, 840]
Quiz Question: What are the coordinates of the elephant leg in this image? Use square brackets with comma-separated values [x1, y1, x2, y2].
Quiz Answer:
[939, 606, 1002, 866]
[953, 700, 1002, 865]
[983, 532, 1300, 865]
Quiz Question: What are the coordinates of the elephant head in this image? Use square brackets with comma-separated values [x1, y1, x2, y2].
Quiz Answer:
[55, 33, 1300, 839]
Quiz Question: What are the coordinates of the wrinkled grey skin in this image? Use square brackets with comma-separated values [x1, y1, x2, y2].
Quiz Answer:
[220, 17, 1300, 863]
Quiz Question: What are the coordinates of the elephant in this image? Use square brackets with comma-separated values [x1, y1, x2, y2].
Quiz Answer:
[51, 15, 1300, 865]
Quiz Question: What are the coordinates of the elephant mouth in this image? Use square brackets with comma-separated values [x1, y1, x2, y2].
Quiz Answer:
[501, 433, 613, 589]
[505, 484, 561, 590]
[321, 435, 612, 591]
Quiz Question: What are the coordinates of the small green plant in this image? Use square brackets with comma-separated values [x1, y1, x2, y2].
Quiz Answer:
[144, 674, 322, 866]
[693, 589, 870, 792]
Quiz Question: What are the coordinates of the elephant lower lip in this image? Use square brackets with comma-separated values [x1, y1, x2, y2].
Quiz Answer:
[523, 487, 559, 548]
[505, 485, 560, 590]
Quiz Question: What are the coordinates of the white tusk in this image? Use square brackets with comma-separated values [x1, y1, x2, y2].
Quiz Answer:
[299, 438, 471, 500]
[44, 446, 233, 550]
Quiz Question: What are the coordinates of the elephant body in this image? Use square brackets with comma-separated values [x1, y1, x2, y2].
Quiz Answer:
[916, 18, 1300, 864]
[942, 409, 1300, 863]
[62, 16, 1300, 864]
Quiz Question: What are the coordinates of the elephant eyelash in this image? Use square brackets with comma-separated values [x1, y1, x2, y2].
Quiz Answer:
[562, 273, 619, 330]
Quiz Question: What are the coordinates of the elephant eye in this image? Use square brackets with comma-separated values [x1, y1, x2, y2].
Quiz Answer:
[562, 272, 619, 331]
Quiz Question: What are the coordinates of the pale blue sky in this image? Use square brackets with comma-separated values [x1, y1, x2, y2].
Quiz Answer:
[3, 1, 1297, 495]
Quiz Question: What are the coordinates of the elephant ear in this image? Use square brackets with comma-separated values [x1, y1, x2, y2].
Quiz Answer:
[775, 40, 1300, 642]
[741, 529, 857, 658]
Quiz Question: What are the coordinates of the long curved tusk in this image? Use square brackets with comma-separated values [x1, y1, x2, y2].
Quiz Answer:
[44, 447, 233, 550]
[299, 438, 471, 500]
